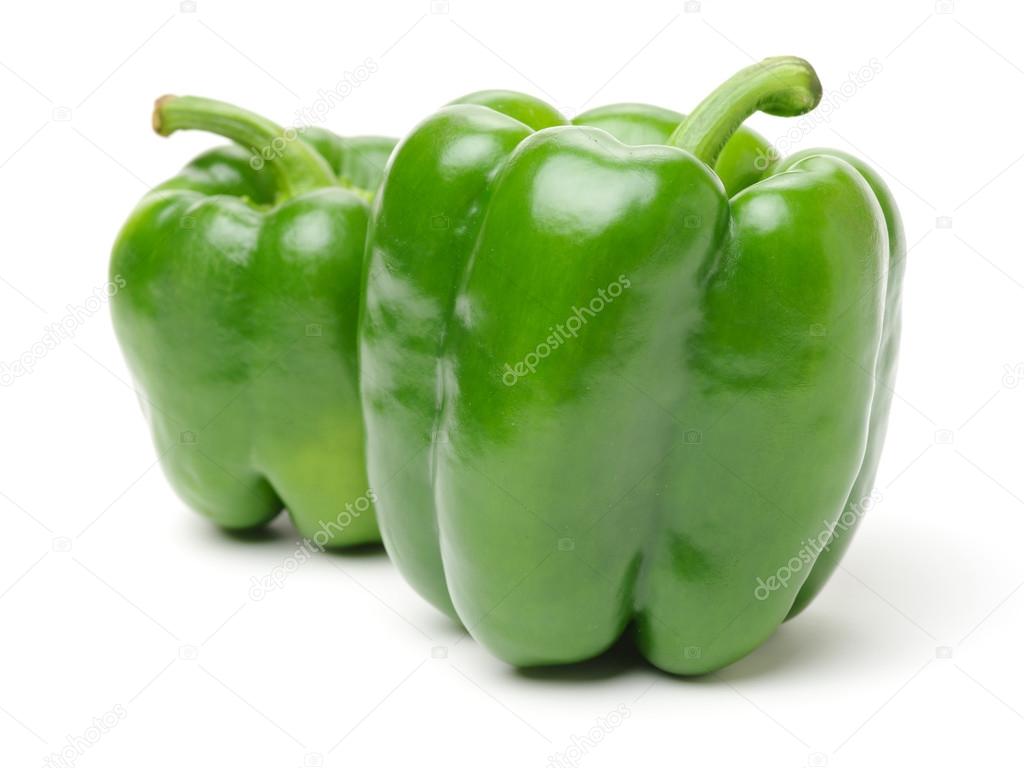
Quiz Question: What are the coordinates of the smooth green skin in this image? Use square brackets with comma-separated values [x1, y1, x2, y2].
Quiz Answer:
[111, 104, 395, 546]
[784, 146, 905, 617]
[455, 91, 771, 196]
[573, 102, 770, 196]
[361, 76, 902, 672]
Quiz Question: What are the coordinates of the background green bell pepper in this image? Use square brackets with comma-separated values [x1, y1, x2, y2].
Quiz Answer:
[360, 57, 904, 673]
[111, 97, 394, 546]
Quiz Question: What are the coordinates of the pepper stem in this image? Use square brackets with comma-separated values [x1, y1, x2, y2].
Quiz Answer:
[152, 95, 337, 199]
[669, 57, 822, 168]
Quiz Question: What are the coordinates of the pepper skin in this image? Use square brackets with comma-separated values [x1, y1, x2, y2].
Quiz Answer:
[360, 57, 903, 673]
[111, 97, 394, 546]
[453, 91, 771, 197]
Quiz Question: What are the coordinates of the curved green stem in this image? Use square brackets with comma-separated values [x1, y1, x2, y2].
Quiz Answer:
[670, 57, 822, 168]
[153, 95, 337, 199]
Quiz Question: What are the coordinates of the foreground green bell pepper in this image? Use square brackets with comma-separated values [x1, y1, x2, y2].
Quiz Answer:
[360, 57, 903, 673]
[111, 97, 394, 546]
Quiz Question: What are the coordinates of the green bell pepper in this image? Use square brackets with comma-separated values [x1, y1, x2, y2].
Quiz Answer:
[111, 96, 394, 547]
[360, 57, 903, 673]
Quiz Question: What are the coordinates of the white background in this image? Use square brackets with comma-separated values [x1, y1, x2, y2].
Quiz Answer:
[2, 0, 1022, 765]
